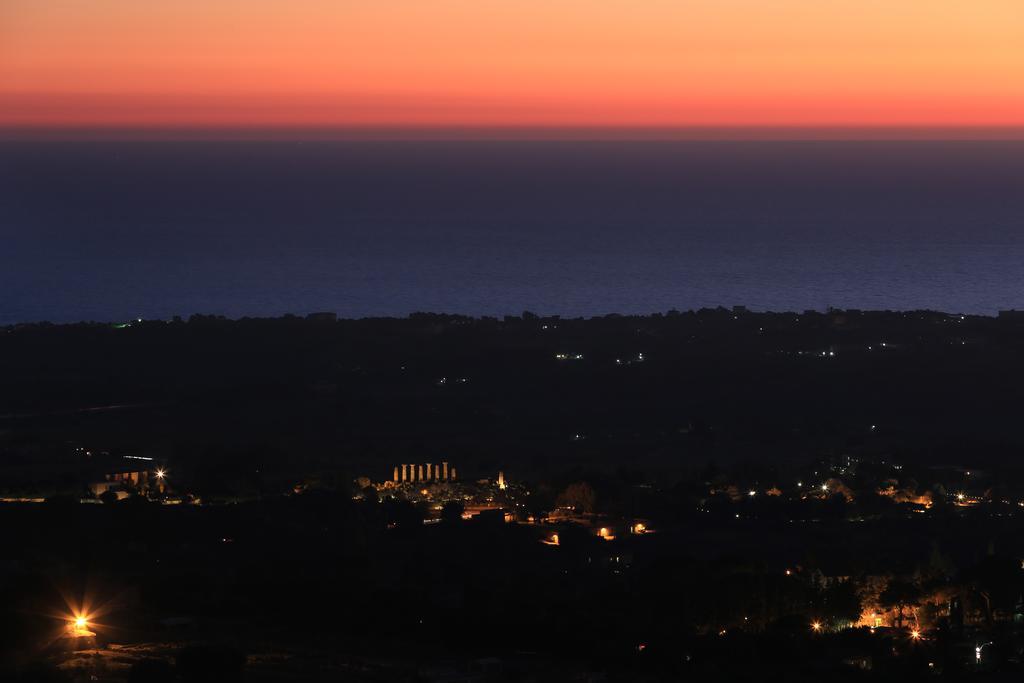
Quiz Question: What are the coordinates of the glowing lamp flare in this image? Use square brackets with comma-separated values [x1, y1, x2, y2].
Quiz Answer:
[811, 621, 822, 632]
[68, 614, 95, 637]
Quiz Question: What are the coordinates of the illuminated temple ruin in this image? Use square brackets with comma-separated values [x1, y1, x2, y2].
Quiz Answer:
[393, 461, 456, 483]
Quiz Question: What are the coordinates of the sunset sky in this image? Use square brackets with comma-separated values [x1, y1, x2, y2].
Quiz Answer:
[2, 0, 1023, 133]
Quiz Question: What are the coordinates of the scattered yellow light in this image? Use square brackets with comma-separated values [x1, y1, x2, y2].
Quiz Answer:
[540, 532, 560, 546]
[67, 613, 94, 637]
[811, 621, 822, 632]
[911, 630, 921, 640]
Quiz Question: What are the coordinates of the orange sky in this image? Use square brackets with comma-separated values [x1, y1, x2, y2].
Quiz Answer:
[2, 0, 1023, 132]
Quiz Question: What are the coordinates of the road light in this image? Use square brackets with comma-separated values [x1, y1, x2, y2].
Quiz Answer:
[68, 613, 94, 637]
[911, 630, 921, 640]
[811, 621, 822, 632]
[155, 468, 166, 480]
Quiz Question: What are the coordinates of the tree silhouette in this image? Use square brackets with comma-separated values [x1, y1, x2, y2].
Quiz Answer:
[441, 501, 465, 524]
[880, 579, 922, 629]
[821, 581, 863, 628]
[557, 482, 596, 514]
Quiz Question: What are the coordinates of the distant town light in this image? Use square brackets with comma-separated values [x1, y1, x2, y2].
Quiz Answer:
[811, 621, 822, 632]
[911, 630, 921, 640]
[748, 490, 756, 497]
[821, 484, 829, 492]
[956, 492, 965, 501]
[155, 469, 166, 479]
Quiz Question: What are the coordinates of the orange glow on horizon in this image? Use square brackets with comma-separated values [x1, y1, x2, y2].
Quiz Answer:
[2, 1, 1023, 132]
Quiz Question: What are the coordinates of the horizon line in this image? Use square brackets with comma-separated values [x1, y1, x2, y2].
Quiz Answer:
[5, 307, 1022, 329]
[5, 124, 1024, 142]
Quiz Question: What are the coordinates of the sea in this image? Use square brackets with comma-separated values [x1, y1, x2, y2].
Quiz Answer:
[2, 140, 1023, 325]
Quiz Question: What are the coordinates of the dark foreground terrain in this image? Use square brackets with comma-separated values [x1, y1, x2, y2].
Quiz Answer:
[3, 308, 1024, 680]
